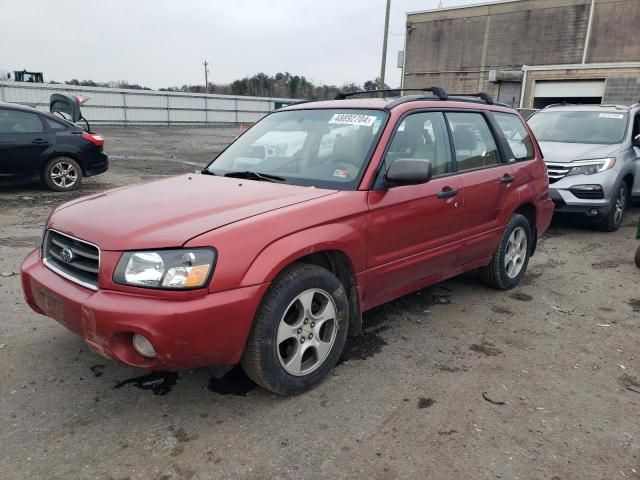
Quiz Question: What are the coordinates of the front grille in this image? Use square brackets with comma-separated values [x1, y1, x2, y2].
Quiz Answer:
[545, 162, 571, 184]
[43, 230, 100, 290]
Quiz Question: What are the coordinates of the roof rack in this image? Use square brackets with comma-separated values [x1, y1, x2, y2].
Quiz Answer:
[448, 92, 494, 105]
[334, 86, 448, 101]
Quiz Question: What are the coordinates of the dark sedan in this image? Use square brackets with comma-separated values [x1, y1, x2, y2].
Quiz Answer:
[0, 102, 108, 191]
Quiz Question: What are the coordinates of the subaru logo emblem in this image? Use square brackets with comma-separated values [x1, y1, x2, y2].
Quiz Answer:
[60, 247, 74, 263]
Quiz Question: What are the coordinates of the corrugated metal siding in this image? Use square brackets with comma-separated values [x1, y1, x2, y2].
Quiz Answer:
[0, 81, 296, 125]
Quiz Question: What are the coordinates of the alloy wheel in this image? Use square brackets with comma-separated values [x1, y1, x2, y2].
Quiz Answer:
[613, 184, 626, 226]
[276, 288, 338, 376]
[50, 161, 78, 189]
[504, 226, 528, 279]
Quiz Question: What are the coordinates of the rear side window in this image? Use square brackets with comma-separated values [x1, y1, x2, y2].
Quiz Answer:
[0, 109, 44, 133]
[44, 116, 68, 131]
[445, 112, 499, 171]
[492, 113, 535, 161]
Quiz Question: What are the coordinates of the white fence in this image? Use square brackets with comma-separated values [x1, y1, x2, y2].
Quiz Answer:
[0, 81, 296, 125]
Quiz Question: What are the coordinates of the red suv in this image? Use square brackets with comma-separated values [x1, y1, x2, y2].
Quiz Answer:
[21, 88, 554, 395]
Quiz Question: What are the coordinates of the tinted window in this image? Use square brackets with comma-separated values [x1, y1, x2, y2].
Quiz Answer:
[0, 109, 44, 133]
[44, 116, 68, 131]
[493, 113, 535, 161]
[384, 112, 453, 176]
[446, 112, 499, 171]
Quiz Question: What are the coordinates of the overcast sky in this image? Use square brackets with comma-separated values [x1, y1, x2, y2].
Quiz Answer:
[0, 0, 479, 90]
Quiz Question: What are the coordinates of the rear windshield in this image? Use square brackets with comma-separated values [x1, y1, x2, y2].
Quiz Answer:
[207, 109, 387, 190]
[528, 110, 628, 144]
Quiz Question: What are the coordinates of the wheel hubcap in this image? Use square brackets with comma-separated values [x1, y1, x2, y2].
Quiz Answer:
[50, 162, 78, 188]
[276, 288, 338, 376]
[614, 185, 626, 226]
[504, 227, 528, 279]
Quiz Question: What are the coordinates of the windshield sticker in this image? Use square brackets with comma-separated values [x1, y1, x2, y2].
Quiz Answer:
[599, 113, 624, 119]
[329, 113, 377, 127]
[333, 168, 349, 178]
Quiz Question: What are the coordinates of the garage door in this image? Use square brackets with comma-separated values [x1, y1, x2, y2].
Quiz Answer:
[533, 80, 605, 108]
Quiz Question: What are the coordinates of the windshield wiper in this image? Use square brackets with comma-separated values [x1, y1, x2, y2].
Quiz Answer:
[223, 171, 287, 183]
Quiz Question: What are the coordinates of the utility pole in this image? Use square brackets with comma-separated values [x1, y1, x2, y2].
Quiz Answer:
[203, 60, 209, 94]
[379, 0, 391, 90]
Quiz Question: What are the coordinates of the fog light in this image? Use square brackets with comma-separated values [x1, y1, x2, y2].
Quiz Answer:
[589, 208, 599, 216]
[132, 333, 156, 358]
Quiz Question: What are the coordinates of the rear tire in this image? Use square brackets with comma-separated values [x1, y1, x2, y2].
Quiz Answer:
[635, 246, 640, 268]
[241, 263, 350, 395]
[480, 214, 532, 290]
[42, 156, 82, 192]
[598, 182, 628, 232]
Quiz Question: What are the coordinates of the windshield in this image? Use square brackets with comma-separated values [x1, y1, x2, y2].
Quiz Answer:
[206, 109, 387, 189]
[528, 110, 628, 144]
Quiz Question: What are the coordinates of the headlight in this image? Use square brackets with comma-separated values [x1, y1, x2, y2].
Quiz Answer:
[567, 158, 615, 176]
[114, 248, 216, 290]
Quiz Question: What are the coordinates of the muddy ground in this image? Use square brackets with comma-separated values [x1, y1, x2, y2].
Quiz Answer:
[1, 125, 639, 480]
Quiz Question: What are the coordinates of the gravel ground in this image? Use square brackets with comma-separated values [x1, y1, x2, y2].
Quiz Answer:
[1, 125, 639, 480]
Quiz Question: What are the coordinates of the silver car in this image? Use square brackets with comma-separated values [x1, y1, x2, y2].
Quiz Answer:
[528, 104, 639, 231]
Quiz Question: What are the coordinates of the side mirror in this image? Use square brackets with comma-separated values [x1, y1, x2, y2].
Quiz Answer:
[633, 134, 640, 148]
[385, 158, 433, 186]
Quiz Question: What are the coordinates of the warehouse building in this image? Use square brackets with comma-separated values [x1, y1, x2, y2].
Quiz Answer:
[402, 0, 640, 107]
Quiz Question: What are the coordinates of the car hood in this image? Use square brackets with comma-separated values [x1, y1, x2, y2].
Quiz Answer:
[49, 174, 337, 250]
[538, 141, 618, 163]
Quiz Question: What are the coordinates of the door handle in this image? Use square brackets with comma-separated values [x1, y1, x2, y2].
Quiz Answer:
[32, 139, 49, 145]
[500, 174, 515, 184]
[437, 186, 459, 199]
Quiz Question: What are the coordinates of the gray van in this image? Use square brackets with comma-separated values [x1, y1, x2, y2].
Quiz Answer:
[528, 104, 639, 231]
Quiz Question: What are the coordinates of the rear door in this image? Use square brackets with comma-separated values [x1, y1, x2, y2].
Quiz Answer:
[445, 111, 515, 265]
[0, 108, 52, 178]
[365, 111, 464, 307]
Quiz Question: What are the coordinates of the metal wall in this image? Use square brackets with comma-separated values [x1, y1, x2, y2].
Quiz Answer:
[0, 81, 295, 125]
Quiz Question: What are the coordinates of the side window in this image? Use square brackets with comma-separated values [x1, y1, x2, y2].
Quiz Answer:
[44, 116, 68, 131]
[446, 112, 499, 171]
[492, 112, 535, 161]
[0, 109, 44, 134]
[384, 112, 453, 177]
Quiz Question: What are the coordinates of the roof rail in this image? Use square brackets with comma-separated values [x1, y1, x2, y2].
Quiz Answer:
[543, 102, 575, 109]
[334, 86, 448, 101]
[448, 92, 495, 105]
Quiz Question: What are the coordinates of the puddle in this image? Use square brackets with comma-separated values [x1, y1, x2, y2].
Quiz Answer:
[114, 371, 179, 396]
[510, 292, 533, 302]
[491, 305, 513, 315]
[470, 342, 502, 357]
[417, 397, 435, 409]
[338, 326, 389, 364]
[619, 374, 640, 393]
[207, 366, 255, 396]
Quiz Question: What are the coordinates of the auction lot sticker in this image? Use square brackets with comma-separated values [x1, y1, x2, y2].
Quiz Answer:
[329, 113, 377, 127]
[599, 113, 624, 119]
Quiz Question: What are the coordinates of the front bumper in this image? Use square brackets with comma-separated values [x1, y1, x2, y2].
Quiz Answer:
[21, 249, 268, 369]
[546, 168, 617, 217]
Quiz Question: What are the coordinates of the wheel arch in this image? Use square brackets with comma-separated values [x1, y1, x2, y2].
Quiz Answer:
[512, 202, 538, 255]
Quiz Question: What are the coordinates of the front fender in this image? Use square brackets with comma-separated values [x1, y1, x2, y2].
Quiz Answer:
[240, 219, 367, 287]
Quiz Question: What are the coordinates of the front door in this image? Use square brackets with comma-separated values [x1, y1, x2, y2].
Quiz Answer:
[0, 108, 51, 178]
[365, 111, 464, 308]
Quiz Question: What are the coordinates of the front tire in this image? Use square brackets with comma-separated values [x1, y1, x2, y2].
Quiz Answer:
[241, 263, 350, 395]
[599, 181, 628, 232]
[42, 156, 82, 191]
[480, 214, 532, 290]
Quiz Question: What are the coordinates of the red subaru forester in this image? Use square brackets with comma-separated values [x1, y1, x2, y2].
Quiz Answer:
[21, 88, 554, 395]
